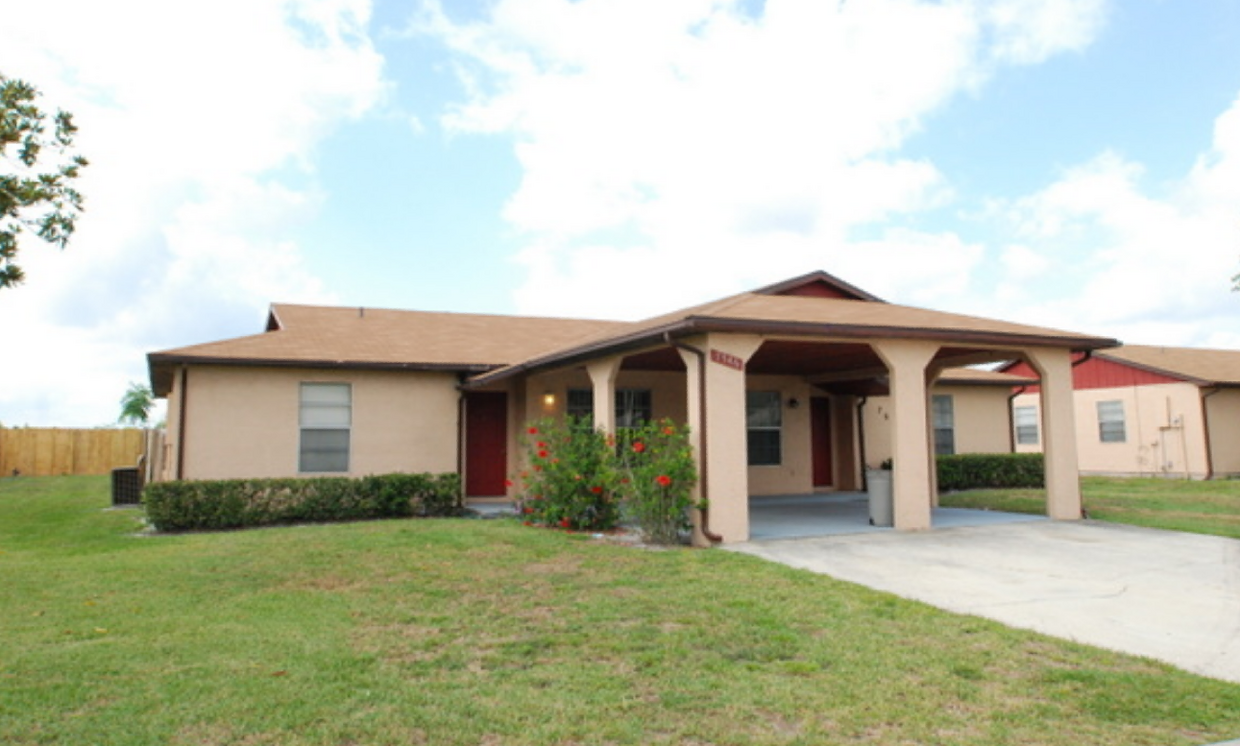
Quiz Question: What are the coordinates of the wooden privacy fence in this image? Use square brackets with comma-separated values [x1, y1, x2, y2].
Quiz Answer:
[0, 428, 154, 477]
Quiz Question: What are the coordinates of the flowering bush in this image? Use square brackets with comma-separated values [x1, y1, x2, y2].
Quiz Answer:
[617, 419, 698, 545]
[514, 417, 621, 531]
[512, 416, 698, 543]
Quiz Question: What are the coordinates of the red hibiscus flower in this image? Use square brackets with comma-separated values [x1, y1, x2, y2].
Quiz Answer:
[536, 441, 547, 448]
[559, 518, 570, 529]
[537, 449, 549, 459]
[663, 426, 675, 436]
[591, 486, 603, 494]
[527, 426, 539, 435]
[504, 479, 514, 488]
[656, 474, 672, 487]
[632, 441, 646, 453]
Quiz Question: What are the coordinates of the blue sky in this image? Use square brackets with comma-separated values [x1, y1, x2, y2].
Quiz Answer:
[2, 0, 1239, 427]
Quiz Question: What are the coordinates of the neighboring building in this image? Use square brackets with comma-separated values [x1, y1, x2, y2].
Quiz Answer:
[860, 367, 1037, 467]
[1004, 345, 1240, 479]
[149, 271, 1116, 543]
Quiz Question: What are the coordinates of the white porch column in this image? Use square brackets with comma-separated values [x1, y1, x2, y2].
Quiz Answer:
[872, 340, 939, 531]
[1025, 348, 1083, 520]
[586, 356, 623, 434]
[677, 333, 764, 545]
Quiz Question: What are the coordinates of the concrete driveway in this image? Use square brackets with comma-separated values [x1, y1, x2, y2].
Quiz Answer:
[726, 520, 1240, 684]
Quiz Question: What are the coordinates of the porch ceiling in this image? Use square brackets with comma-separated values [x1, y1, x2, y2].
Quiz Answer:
[617, 340, 1015, 381]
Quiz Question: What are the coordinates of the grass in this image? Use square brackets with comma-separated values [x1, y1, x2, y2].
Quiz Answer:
[940, 476, 1240, 539]
[2, 476, 1239, 745]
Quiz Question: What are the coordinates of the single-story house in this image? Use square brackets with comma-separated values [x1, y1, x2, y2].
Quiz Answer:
[1004, 345, 1240, 479]
[860, 367, 1037, 465]
[148, 270, 1117, 544]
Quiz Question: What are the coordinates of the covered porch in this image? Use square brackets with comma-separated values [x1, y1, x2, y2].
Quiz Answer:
[462, 271, 1117, 545]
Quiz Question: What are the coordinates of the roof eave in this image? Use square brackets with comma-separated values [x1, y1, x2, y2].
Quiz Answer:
[147, 353, 499, 398]
[463, 316, 1120, 389]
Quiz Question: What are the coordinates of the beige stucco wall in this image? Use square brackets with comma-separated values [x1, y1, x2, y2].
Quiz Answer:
[169, 365, 460, 481]
[745, 375, 815, 496]
[1014, 382, 1213, 478]
[507, 366, 821, 498]
[862, 384, 1014, 467]
[1206, 389, 1240, 476]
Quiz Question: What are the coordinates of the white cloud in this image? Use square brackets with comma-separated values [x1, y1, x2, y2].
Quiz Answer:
[418, 0, 1110, 319]
[981, 95, 1240, 346]
[0, 0, 387, 426]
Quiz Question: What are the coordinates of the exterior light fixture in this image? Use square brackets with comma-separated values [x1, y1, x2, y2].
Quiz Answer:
[543, 391, 556, 407]
[787, 397, 800, 409]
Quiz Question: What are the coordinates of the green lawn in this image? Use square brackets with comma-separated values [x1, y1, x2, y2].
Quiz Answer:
[3, 476, 1239, 745]
[940, 476, 1240, 539]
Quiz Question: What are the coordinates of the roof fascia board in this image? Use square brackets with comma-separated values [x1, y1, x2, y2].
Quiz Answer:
[148, 354, 496, 375]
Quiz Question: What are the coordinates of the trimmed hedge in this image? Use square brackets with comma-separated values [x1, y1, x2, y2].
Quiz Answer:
[142, 472, 463, 532]
[936, 453, 1045, 491]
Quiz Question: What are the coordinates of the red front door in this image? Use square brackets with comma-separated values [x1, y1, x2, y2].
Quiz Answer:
[811, 397, 834, 487]
[465, 392, 508, 497]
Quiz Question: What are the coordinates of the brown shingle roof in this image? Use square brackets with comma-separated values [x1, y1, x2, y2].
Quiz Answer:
[1098, 345, 1240, 386]
[148, 304, 622, 396]
[465, 290, 1118, 387]
[937, 367, 1037, 386]
[148, 272, 1118, 396]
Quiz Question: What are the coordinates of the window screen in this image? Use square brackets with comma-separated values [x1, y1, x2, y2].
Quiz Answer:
[932, 394, 955, 456]
[746, 391, 782, 466]
[1097, 400, 1126, 443]
[1014, 406, 1039, 445]
[300, 383, 350, 472]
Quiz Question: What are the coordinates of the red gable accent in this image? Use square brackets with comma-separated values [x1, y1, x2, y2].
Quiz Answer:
[1003, 354, 1184, 393]
[778, 281, 858, 299]
[753, 270, 883, 302]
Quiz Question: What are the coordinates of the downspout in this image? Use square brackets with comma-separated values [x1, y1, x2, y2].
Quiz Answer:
[856, 396, 868, 491]
[1007, 385, 1028, 453]
[456, 373, 467, 508]
[176, 366, 188, 481]
[1200, 387, 1221, 480]
[663, 332, 723, 544]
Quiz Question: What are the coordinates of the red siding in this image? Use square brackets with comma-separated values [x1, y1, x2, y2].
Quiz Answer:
[1003, 355, 1183, 393]
[777, 281, 857, 299]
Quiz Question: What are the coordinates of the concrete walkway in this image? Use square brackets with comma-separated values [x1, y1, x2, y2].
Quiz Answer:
[727, 520, 1240, 685]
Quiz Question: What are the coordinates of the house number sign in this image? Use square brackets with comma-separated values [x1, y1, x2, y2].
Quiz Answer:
[710, 349, 745, 371]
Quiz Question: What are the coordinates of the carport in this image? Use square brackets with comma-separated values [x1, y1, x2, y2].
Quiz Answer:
[465, 271, 1118, 544]
[747, 492, 1046, 540]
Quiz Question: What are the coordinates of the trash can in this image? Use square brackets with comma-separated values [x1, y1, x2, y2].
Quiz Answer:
[866, 468, 893, 527]
[111, 467, 142, 506]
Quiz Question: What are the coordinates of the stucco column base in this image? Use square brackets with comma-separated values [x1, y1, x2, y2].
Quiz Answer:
[677, 333, 764, 545]
[1025, 348, 1083, 520]
[872, 340, 939, 531]
[586, 356, 623, 434]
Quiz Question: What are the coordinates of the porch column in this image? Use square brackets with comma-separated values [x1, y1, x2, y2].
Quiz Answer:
[1025, 348, 1083, 520]
[586, 356, 623, 434]
[677, 333, 764, 545]
[872, 340, 939, 531]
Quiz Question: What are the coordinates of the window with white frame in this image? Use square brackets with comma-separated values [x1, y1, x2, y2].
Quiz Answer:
[932, 394, 955, 456]
[1014, 405, 1039, 445]
[299, 383, 351, 472]
[1097, 400, 1126, 443]
[566, 388, 652, 427]
[746, 391, 782, 466]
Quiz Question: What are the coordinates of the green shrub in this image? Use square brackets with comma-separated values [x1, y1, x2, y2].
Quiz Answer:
[936, 453, 1045, 491]
[617, 419, 697, 545]
[142, 472, 462, 532]
[515, 417, 622, 531]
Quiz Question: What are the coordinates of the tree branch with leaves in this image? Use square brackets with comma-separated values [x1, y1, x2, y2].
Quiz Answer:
[1, 73, 88, 289]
